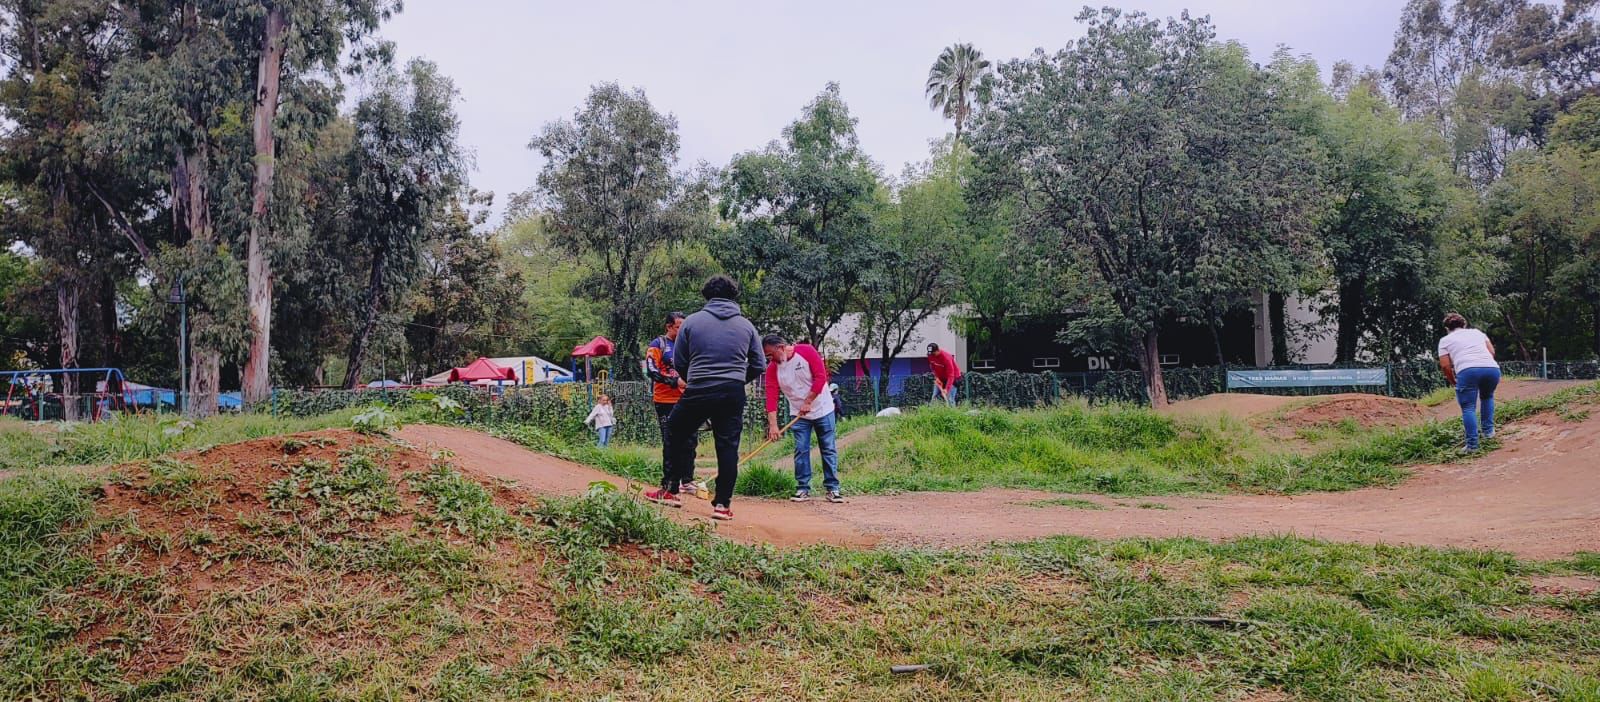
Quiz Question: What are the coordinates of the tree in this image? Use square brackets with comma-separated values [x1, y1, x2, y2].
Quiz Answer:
[716, 83, 883, 345]
[0, 249, 48, 369]
[1383, 0, 1571, 187]
[970, 9, 1322, 406]
[271, 116, 359, 386]
[342, 59, 465, 388]
[529, 84, 704, 378]
[1487, 143, 1600, 358]
[241, 0, 396, 405]
[854, 140, 964, 394]
[1316, 84, 1460, 362]
[0, 0, 147, 419]
[495, 212, 607, 362]
[404, 191, 528, 381]
[925, 43, 991, 142]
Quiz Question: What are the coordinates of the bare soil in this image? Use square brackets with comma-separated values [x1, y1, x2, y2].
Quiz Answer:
[397, 425, 880, 549]
[74, 430, 561, 681]
[1277, 395, 1427, 430]
[405, 380, 1600, 559]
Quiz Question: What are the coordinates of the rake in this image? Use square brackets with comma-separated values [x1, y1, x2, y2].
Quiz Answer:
[688, 416, 800, 499]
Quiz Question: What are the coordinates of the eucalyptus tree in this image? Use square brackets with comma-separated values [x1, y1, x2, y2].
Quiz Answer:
[925, 43, 991, 142]
[342, 59, 466, 388]
[0, 0, 150, 418]
[240, 0, 397, 405]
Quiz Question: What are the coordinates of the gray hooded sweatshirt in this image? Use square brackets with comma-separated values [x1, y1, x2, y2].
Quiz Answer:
[673, 298, 765, 388]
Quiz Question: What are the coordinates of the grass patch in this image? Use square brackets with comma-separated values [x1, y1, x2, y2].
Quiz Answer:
[1023, 497, 1106, 509]
[0, 409, 369, 470]
[732, 463, 792, 497]
[1419, 386, 1457, 407]
[837, 384, 1600, 497]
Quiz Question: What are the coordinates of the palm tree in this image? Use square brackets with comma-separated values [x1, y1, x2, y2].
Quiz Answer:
[925, 43, 991, 142]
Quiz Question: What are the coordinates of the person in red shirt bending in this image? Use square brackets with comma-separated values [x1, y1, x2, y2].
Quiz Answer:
[926, 342, 962, 406]
[762, 334, 844, 503]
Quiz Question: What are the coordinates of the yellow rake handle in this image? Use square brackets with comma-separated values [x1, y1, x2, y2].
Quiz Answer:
[738, 415, 801, 466]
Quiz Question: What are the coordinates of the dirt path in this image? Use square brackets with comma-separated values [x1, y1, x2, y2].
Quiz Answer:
[397, 424, 879, 548]
[400, 380, 1600, 559]
[834, 410, 1600, 558]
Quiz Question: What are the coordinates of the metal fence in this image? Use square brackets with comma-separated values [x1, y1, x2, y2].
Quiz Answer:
[242, 359, 1600, 448]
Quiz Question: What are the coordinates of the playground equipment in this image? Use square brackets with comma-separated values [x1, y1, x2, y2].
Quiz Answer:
[1, 368, 136, 422]
[570, 336, 616, 404]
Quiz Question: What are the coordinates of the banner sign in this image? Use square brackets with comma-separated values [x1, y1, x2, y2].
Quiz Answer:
[1226, 368, 1388, 389]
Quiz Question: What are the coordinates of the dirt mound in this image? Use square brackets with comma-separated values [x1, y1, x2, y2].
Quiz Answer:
[1277, 394, 1427, 430]
[1160, 393, 1300, 419]
[71, 429, 561, 683]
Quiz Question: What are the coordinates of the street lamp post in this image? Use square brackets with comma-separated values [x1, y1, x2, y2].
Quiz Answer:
[167, 277, 187, 416]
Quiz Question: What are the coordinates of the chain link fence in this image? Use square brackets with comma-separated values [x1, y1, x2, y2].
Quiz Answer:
[257, 359, 1600, 447]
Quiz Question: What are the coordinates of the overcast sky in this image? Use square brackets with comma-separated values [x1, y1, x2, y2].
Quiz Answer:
[376, 0, 1406, 221]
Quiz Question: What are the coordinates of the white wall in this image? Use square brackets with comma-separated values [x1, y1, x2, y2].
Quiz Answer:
[1252, 292, 1335, 366]
[825, 308, 968, 364]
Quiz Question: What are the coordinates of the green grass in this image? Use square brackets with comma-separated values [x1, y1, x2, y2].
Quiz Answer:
[1022, 497, 1106, 509]
[1419, 386, 1457, 407]
[0, 409, 369, 470]
[834, 384, 1600, 497]
[7, 454, 1595, 701]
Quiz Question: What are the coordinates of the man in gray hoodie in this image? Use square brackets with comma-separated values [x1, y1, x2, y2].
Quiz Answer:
[643, 274, 765, 520]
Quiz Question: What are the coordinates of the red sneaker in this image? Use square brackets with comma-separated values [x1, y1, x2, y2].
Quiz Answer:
[711, 505, 733, 521]
[643, 487, 683, 508]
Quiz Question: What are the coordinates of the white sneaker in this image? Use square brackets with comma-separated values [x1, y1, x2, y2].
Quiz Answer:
[790, 490, 811, 502]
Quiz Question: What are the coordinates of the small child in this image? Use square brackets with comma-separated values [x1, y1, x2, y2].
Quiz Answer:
[585, 394, 616, 448]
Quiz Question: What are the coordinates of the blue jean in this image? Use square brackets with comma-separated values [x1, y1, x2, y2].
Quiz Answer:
[792, 411, 840, 493]
[1456, 366, 1501, 450]
[596, 425, 613, 448]
[933, 384, 958, 406]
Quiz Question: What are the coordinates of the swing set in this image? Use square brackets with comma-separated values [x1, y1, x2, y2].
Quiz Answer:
[1, 367, 137, 422]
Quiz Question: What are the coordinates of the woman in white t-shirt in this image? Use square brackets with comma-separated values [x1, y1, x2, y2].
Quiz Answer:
[1437, 313, 1500, 451]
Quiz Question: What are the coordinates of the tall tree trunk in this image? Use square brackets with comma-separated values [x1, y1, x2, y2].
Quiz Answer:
[344, 252, 388, 389]
[243, 5, 289, 406]
[176, 145, 221, 418]
[99, 275, 120, 360]
[609, 305, 642, 380]
[1269, 291, 1289, 366]
[1335, 280, 1364, 364]
[1208, 319, 1226, 367]
[1593, 303, 1600, 360]
[189, 339, 221, 420]
[57, 281, 80, 421]
[1137, 328, 1169, 408]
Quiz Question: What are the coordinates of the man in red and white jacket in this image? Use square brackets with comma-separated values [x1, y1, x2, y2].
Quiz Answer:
[762, 334, 844, 503]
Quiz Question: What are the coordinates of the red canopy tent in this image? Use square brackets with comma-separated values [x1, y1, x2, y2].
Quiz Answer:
[571, 336, 615, 358]
[570, 336, 615, 386]
[448, 357, 517, 384]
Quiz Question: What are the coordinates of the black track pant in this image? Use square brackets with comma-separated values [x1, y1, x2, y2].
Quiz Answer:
[655, 401, 698, 491]
[666, 382, 746, 507]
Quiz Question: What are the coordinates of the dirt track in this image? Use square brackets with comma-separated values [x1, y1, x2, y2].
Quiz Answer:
[398, 380, 1600, 559]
